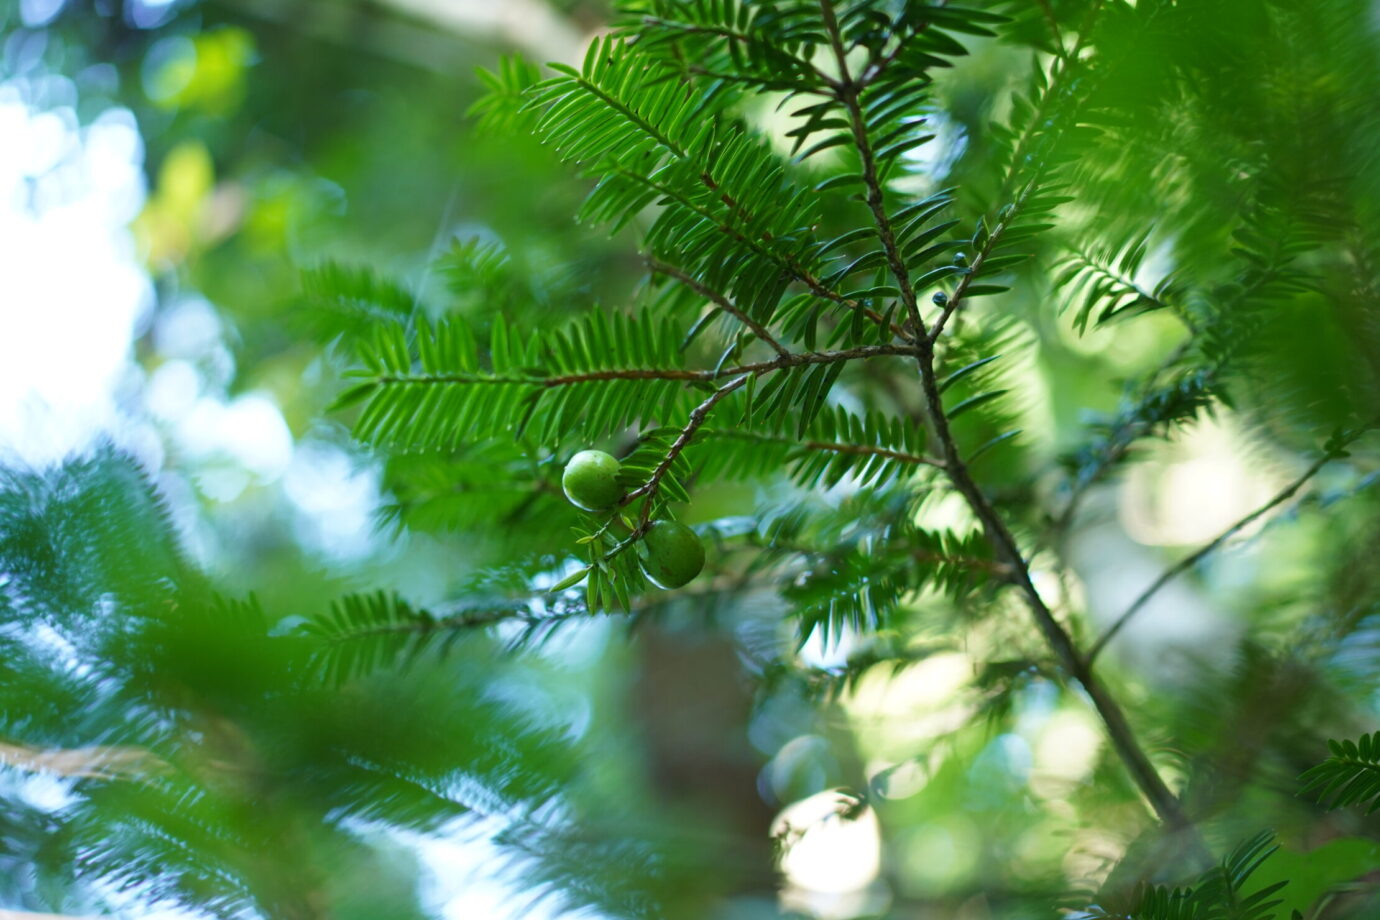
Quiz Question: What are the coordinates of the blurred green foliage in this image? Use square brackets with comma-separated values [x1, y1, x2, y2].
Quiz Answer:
[2, 1, 1380, 919]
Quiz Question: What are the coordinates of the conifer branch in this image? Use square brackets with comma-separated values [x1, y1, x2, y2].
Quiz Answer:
[930, 3, 1104, 342]
[993, 1, 1102, 203]
[637, 16, 840, 89]
[820, 0, 928, 343]
[321, 604, 531, 640]
[807, 440, 942, 469]
[857, 14, 937, 87]
[822, 0, 1202, 843]
[614, 165, 907, 339]
[1086, 430, 1370, 664]
[565, 70, 689, 158]
[1036, 0, 1065, 55]
[914, 347, 1205, 841]
[1054, 350, 1212, 536]
[551, 58, 907, 343]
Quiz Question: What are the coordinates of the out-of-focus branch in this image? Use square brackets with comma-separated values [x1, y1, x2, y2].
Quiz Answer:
[0, 741, 168, 780]
[221, 0, 588, 72]
[377, 0, 586, 61]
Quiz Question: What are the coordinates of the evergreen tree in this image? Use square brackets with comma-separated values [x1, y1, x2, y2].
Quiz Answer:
[3, 1, 1380, 918]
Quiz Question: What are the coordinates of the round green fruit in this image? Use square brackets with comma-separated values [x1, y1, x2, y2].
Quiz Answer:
[640, 520, 706, 589]
[562, 450, 624, 511]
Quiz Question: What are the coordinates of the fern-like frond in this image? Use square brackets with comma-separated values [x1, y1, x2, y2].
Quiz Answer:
[1299, 732, 1380, 814]
[988, 46, 1101, 200]
[297, 260, 418, 351]
[437, 236, 527, 314]
[374, 444, 558, 536]
[1082, 883, 1203, 920]
[694, 404, 934, 490]
[300, 591, 536, 686]
[1060, 364, 1219, 513]
[521, 33, 891, 337]
[620, 0, 832, 93]
[1053, 231, 1186, 334]
[752, 494, 997, 646]
[341, 309, 697, 450]
[1194, 830, 1288, 920]
[0, 444, 187, 627]
[1084, 831, 1286, 920]
[470, 54, 542, 133]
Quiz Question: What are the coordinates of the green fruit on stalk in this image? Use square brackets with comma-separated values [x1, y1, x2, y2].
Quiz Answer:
[562, 450, 624, 512]
[641, 520, 705, 589]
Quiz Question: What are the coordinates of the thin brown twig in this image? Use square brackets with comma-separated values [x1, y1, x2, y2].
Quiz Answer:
[626, 374, 751, 525]
[375, 343, 920, 389]
[929, 184, 1031, 342]
[703, 428, 944, 469]
[648, 258, 790, 356]
[819, 0, 1203, 847]
[1086, 431, 1370, 664]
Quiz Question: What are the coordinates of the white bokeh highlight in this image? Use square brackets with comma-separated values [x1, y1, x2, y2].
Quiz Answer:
[0, 92, 152, 466]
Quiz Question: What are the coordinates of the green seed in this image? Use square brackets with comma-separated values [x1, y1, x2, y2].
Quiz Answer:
[562, 450, 624, 511]
[641, 520, 705, 589]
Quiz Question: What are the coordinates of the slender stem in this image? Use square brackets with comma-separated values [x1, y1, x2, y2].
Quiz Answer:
[914, 346, 1202, 838]
[648, 258, 790, 356]
[625, 374, 751, 525]
[820, 0, 1202, 843]
[706, 429, 944, 469]
[1036, 0, 1065, 55]
[929, 185, 1030, 342]
[373, 342, 920, 389]
[1086, 435, 1367, 664]
[820, 0, 928, 343]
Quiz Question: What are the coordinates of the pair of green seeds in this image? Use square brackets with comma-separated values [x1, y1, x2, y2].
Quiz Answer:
[561, 450, 705, 589]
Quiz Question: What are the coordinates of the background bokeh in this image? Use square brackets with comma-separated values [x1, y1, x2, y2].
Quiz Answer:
[1, 1, 1379, 918]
